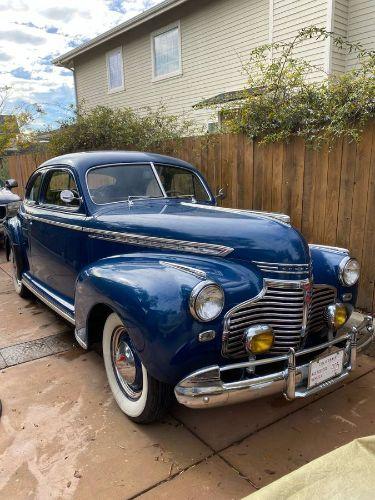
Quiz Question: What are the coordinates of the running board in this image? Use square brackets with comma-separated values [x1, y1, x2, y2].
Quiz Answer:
[22, 276, 75, 325]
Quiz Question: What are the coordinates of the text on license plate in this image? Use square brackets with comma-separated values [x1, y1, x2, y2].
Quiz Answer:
[308, 350, 345, 389]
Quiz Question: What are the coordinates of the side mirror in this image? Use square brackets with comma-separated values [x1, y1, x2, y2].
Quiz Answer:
[216, 187, 225, 201]
[60, 189, 78, 205]
[5, 179, 18, 190]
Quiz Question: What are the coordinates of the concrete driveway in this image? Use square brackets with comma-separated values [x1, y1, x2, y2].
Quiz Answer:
[0, 250, 374, 499]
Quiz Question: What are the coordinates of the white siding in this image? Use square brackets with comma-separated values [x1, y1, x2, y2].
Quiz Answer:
[272, 0, 328, 81]
[74, 0, 269, 129]
[346, 0, 375, 70]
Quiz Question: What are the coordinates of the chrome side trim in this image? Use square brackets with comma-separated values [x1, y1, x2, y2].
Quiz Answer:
[22, 277, 75, 325]
[87, 229, 233, 256]
[26, 214, 233, 257]
[309, 244, 349, 254]
[159, 261, 207, 279]
[181, 203, 291, 224]
[26, 215, 84, 231]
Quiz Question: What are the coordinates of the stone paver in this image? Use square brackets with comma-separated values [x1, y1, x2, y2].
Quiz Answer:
[138, 456, 256, 499]
[220, 369, 375, 489]
[0, 351, 213, 499]
[0, 262, 72, 349]
[0, 352, 6, 369]
[0, 331, 77, 367]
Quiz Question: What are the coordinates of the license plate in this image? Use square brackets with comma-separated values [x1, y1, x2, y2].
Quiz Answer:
[308, 350, 345, 389]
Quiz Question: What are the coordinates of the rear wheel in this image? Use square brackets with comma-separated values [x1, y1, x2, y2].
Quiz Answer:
[102, 312, 173, 424]
[9, 246, 30, 298]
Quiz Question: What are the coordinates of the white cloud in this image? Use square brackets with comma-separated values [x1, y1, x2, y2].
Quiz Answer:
[0, 0, 164, 127]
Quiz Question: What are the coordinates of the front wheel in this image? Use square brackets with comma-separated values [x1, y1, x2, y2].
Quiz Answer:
[102, 312, 173, 424]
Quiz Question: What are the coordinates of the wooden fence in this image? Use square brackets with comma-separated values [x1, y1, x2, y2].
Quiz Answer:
[8, 124, 375, 313]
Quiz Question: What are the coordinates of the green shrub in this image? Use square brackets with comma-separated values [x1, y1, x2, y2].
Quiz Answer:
[203, 27, 375, 146]
[48, 105, 194, 156]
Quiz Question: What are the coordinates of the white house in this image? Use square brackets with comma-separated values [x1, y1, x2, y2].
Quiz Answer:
[53, 0, 375, 131]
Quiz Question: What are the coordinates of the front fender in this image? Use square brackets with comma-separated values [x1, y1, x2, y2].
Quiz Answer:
[310, 245, 358, 306]
[75, 253, 263, 385]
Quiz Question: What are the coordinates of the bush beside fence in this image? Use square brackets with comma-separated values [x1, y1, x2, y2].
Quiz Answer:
[8, 125, 375, 313]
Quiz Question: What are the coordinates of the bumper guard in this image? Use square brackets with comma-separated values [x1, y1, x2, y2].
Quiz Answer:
[175, 316, 374, 409]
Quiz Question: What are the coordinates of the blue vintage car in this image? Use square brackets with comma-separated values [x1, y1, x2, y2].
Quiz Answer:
[4, 152, 374, 423]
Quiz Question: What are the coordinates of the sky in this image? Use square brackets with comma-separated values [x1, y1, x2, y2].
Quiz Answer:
[0, 0, 163, 129]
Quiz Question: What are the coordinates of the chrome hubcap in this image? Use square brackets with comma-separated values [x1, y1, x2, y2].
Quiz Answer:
[114, 339, 136, 384]
[111, 326, 142, 400]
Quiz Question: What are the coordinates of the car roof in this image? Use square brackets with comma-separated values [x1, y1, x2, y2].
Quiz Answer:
[37, 151, 199, 173]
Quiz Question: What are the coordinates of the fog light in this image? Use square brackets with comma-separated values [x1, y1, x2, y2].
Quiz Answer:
[326, 303, 348, 330]
[245, 325, 274, 354]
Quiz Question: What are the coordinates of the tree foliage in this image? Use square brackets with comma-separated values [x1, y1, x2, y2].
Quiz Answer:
[206, 27, 375, 146]
[48, 104, 194, 156]
[0, 86, 43, 156]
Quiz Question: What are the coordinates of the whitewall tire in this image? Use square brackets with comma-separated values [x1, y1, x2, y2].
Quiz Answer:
[102, 312, 173, 423]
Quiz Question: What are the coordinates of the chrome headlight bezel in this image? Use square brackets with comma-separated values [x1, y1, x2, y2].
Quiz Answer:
[189, 281, 225, 322]
[339, 256, 360, 287]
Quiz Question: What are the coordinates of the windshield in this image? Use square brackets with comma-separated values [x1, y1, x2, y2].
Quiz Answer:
[86, 163, 210, 204]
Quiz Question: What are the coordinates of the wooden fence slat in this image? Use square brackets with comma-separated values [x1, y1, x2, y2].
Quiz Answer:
[312, 144, 329, 243]
[301, 146, 317, 242]
[271, 142, 283, 212]
[336, 138, 357, 248]
[323, 138, 343, 245]
[357, 124, 375, 312]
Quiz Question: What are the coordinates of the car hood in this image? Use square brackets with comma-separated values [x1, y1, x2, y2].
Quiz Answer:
[0, 187, 20, 204]
[92, 200, 310, 264]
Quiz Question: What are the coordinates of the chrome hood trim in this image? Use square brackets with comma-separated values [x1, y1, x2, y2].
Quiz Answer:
[180, 203, 291, 225]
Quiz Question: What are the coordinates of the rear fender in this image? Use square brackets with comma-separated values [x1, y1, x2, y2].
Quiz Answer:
[75, 253, 262, 385]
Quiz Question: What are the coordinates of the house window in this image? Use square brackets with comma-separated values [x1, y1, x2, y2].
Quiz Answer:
[152, 23, 181, 80]
[106, 47, 124, 92]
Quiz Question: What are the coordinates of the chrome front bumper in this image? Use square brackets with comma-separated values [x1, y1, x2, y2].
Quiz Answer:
[175, 316, 374, 409]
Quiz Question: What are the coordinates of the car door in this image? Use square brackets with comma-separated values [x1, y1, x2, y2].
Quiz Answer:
[20, 169, 44, 266]
[25, 167, 88, 302]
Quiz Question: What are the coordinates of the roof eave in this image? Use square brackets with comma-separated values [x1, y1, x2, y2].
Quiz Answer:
[52, 0, 189, 68]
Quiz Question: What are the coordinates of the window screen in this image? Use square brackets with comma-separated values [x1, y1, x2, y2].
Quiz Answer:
[153, 26, 181, 78]
[107, 48, 124, 91]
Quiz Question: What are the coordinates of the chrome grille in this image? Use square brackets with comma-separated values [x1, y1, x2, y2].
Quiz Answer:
[308, 285, 336, 333]
[222, 283, 336, 358]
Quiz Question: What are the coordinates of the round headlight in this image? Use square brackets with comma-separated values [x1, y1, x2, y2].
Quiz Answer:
[339, 257, 360, 286]
[190, 281, 224, 322]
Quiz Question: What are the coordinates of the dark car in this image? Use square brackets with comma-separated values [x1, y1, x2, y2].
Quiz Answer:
[0, 178, 20, 243]
[4, 152, 374, 423]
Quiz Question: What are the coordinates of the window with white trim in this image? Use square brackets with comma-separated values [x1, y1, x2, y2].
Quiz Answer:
[106, 47, 124, 92]
[152, 23, 181, 80]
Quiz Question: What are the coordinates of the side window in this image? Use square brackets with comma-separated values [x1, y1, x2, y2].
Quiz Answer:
[43, 170, 80, 208]
[25, 172, 42, 204]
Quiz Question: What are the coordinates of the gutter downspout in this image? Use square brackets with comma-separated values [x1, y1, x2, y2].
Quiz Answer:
[324, 0, 335, 75]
